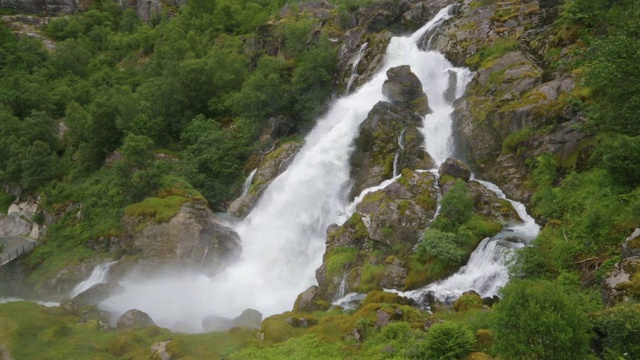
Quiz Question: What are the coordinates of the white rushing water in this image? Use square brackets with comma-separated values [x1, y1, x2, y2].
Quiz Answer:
[100, 6, 472, 331]
[345, 42, 368, 94]
[69, 261, 117, 298]
[400, 179, 541, 303]
[240, 168, 257, 197]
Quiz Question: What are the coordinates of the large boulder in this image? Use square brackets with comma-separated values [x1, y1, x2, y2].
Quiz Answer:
[438, 158, 471, 182]
[350, 101, 434, 198]
[116, 309, 156, 329]
[67, 282, 124, 308]
[126, 200, 241, 273]
[382, 65, 431, 115]
[603, 229, 640, 306]
[622, 229, 640, 259]
[202, 308, 263, 332]
[316, 169, 439, 300]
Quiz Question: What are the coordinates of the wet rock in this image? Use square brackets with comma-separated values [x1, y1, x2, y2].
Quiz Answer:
[350, 101, 434, 198]
[467, 181, 521, 222]
[228, 142, 302, 219]
[150, 339, 173, 360]
[285, 316, 318, 328]
[438, 158, 471, 182]
[622, 229, 640, 259]
[125, 200, 241, 273]
[117, 309, 156, 329]
[68, 282, 124, 307]
[382, 65, 431, 115]
[482, 295, 500, 307]
[293, 285, 328, 312]
[232, 309, 262, 329]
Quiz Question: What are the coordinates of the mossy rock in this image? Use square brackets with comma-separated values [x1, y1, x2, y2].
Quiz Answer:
[463, 352, 492, 360]
[261, 316, 298, 344]
[453, 292, 483, 312]
[362, 291, 408, 306]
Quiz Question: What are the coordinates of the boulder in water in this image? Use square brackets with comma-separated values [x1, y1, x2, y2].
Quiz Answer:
[67, 282, 124, 307]
[438, 158, 471, 182]
[382, 65, 431, 115]
[117, 309, 156, 329]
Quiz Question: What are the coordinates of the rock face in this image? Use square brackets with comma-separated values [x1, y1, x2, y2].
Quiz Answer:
[0, 0, 80, 14]
[67, 282, 124, 307]
[228, 141, 302, 219]
[438, 158, 471, 182]
[350, 101, 434, 198]
[603, 229, 640, 306]
[126, 200, 241, 273]
[424, 0, 591, 203]
[382, 65, 431, 115]
[117, 309, 156, 329]
[1, 201, 39, 238]
[316, 169, 439, 300]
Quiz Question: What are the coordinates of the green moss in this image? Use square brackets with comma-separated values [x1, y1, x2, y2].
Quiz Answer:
[501, 126, 534, 154]
[124, 195, 189, 224]
[466, 38, 518, 70]
[362, 291, 404, 306]
[416, 193, 437, 212]
[325, 247, 358, 279]
[260, 317, 299, 344]
[453, 293, 484, 312]
[355, 264, 386, 293]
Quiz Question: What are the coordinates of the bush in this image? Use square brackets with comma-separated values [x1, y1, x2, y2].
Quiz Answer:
[592, 304, 640, 359]
[419, 322, 475, 360]
[415, 229, 465, 270]
[491, 279, 592, 359]
[432, 180, 473, 233]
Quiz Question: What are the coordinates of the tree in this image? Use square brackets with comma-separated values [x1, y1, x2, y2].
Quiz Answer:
[419, 322, 475, 360]
[432, 179, 473, 232]
[491, 279, 592, 359]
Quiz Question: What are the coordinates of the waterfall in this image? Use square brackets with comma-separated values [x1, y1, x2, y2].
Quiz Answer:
[345, 42, 368, 94]
[69, 261, 117, 298]
[241, 169, 257, 197]
[100, 6, 462, 332]
[401, 179, 540, 303]
[392, 153, 400, 177]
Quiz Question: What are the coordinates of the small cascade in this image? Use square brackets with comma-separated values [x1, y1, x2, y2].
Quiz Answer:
[345, 42, 368, 94]
[241, 169, 257, 197]
[393, 153, 400, 177]
[335, 273, 348, 300]
[398, 127, 406, 150]
[403, 180, 540, 303]
[69, 261, 117, 298]
[340, 175, 401, 223]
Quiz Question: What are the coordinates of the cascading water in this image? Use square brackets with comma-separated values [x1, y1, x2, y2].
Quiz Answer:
[402, 179, 541, 303]
[241, 168, 257, 197]
[345, 42, 368, 94]
[100, 6, 470, 331]
[69, 261, 117, 298]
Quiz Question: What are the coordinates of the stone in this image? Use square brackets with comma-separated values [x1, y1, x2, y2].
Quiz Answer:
[382, 65, 431, 115]
[126, 200, 241, 273]
[117, 309, 156, 329]
[622, 229, 640, 259]
[150, 340, 172, 360]
[350, 101, 434, 198]
[438, 158, 471, 182]
[602, 256, 640, 306]
[232, 308, 262, 329]
[293, 285, 327, 312]
[68, 282, 124, 307]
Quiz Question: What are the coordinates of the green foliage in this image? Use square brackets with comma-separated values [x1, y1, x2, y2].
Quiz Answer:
[592, 134, 640, 188]
[232, 334, 345, 360]
[491, 279, 592, 359]
[0, 190, 12, 214]
[325, 247, 358, 279]
[415, 229, 465, 272]
[592, 304, 640, 360]
[420, 322, 475, 360]
[501, 126, 534, 154]
[124, 195, 189, 224]
[432, 180, 473, 233]
[465, 37, 518, 69]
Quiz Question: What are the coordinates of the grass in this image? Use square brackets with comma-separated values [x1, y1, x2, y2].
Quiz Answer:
[465, 37, 519, 70]
[124, 195, 189, 224]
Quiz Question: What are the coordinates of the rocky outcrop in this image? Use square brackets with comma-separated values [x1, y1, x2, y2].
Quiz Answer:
[67, 282, 124, 307]
[0, 0, 80, 15]
[350, 100, 433, 198]
[125, 200, 241, 273]
[382, 65, 430, 115]
[228, 141, 302, 219]
[438, 158, 471, 182]
[1, 201, 40, 239]
[316, 169, 438, 300]
[116, 309, 156, 329]
[603, 229, 640, 306]
[424, 0, 591, 203]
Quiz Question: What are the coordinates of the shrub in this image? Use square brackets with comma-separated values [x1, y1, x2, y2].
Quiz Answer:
[419, 322, 475, 360]
[491, 279, 592, 359]
[592, 303, 640, 359]
[432, 180, 473, 233]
